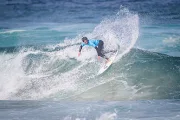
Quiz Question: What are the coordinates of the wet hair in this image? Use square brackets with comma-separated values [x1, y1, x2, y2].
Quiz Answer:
[82, 37, 88, 42]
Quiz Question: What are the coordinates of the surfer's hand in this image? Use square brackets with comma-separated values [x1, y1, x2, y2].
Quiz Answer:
[98, 56, 101, 61]
[78, 52, 81, 56]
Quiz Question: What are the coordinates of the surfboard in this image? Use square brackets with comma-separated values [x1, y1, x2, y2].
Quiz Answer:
[98, 50, 118, 75]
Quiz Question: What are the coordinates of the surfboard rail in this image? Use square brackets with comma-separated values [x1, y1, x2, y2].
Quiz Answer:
[98, 50, 118, 75]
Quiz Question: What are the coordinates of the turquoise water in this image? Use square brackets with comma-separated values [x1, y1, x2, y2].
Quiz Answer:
[0, 0, 180, 119]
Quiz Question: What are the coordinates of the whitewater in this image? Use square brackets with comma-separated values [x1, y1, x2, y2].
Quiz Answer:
[0, 7, 140, 100]
[0, 0, 180, 120]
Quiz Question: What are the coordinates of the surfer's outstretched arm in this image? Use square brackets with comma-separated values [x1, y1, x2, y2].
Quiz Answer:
[79, 45, 83, 52]
[78, 45, 83, 56]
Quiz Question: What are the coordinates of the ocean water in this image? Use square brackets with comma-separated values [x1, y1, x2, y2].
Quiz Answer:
[0, 0, 180, 119]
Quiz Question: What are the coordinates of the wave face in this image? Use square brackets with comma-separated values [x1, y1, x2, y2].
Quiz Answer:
[0, 47, 180, 100]
[72, 49, 180, 100]
[0, 1, 180, 101]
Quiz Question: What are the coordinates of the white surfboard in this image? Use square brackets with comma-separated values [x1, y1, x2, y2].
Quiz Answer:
[98, 50, 118, 75]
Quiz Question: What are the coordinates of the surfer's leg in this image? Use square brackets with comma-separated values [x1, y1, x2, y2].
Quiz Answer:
[98, 40, 108, 60]
[98, 53, 108, 60]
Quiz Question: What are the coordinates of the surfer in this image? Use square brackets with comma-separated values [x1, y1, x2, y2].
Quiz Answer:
[78, 37, 109, 62]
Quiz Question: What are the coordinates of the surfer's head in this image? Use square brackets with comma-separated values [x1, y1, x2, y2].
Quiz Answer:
[82, 37, 88, 44]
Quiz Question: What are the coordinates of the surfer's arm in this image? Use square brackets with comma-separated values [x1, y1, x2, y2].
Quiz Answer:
[95, 46, 100, 56]
[78, 45, 83, 56]
[79, 45, 83, 52]
[95, 47, 101, 60]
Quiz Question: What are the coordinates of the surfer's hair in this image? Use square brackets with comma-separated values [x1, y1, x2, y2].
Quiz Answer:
[82, 37, 88, 42]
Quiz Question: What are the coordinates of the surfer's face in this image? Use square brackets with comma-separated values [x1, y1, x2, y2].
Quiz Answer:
[84, 40, 88, 44]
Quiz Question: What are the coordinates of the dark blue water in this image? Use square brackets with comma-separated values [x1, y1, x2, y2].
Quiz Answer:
[0, 0, 180, 119]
